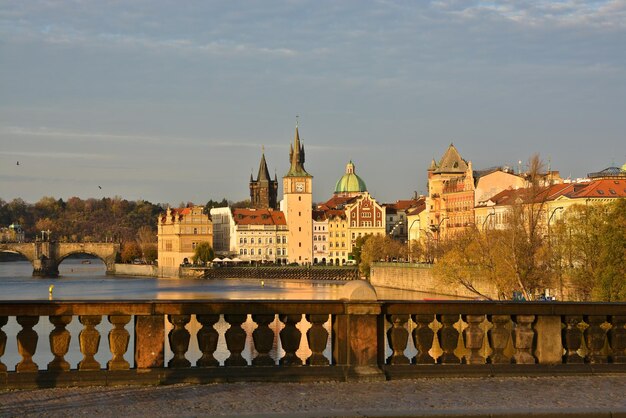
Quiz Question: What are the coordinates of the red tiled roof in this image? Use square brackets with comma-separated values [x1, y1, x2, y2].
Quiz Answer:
[232, 208, 286, 225]
[317, 196, 357, 210]
[570, 179, 626, 198]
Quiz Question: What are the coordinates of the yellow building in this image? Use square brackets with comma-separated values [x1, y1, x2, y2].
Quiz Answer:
[282, 125, 313, 265]
[326, 210, 349, 265]
[157, 206, 213, 277]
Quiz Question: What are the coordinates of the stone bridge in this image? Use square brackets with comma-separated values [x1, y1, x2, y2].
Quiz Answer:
[0, 242, 120, 276]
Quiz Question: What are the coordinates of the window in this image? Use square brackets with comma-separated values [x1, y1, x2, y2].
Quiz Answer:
[193, 228, 198, 234]
[251, 248, 255, 255]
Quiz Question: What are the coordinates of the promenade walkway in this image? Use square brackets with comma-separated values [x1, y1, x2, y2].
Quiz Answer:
[1, 375, 625, 417]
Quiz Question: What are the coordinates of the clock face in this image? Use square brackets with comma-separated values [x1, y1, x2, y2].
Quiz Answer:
[295, 182, 304, 192]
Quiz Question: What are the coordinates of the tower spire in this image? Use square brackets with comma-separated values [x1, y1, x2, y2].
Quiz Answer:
[286, 117, 309, 177]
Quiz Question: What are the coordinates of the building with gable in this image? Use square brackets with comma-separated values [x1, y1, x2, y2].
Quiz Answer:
[427, 144, 475, 239]
[157, 205, 213, 277]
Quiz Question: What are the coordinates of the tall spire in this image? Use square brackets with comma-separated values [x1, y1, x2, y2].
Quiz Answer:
[256, 147, 271, 181]
[286, 119, 310, 177]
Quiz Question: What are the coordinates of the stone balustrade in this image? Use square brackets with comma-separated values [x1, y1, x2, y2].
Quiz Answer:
[0, 301, 625, 389]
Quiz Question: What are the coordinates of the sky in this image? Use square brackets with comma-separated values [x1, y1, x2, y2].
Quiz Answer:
[1, 1, 625, 207]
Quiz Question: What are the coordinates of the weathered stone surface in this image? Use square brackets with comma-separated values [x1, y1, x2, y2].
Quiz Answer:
[135, 315, 165, 369]
[108, 315, 131, 370]
[610, 315, 626, 363]
[48, 315, 72, 371]
[224, 314, 248, 367]
[306, 314, 329, 366]
[16, 316, 39, 372]
[251, 314, 275, 366]
[386, 314, 410, 365]
[464, 314, 485, 365]
[412, 314, 435, 364]
[489, 315, 511, 364]
[585, 315, 608, 364]
[167, 315, 191, 368]
[513, 315, 536, 364]
[197, 314, 220, 367]
[78, 315, 102, 371]
[534, 315, 563, 365]
[340, 280, 377, 301]
[0, 316, 8, 373]
[563, 315, 584, 364]
[438, 314, 461, 364]
[279, 314, 303, 366]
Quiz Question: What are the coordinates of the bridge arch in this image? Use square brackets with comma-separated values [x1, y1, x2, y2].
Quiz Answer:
[0, 242, 120, 277]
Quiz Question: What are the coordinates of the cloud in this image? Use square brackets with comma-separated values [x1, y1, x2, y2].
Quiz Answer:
[432, 0, 626, 29]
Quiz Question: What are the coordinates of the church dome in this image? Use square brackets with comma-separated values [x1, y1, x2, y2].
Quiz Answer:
[334, 161, 367, 195]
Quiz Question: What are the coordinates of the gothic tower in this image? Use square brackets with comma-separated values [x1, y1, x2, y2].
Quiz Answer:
[249, 149, 278, 209]
[283, 123, 313, 264]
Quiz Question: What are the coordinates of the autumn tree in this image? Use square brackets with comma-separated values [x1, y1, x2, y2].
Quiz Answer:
[120, 241, 142, 263]
[554, 200, 626, 301]
[359, 234, 405, 277]
[192, 242, 215, 265]
[435, 155, 554, 300]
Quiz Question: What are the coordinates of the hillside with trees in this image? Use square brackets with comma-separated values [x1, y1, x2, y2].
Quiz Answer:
[0, 196, 165, 243]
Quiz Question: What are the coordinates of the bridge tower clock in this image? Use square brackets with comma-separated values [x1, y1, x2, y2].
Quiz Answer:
[283, 123, 313, 265]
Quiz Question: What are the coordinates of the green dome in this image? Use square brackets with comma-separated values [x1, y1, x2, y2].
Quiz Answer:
[334, 161, 367, 194]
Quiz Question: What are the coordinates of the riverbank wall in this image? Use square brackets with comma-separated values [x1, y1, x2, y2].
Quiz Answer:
[369, 262, 498, 299]
[113, 263, 157, 277]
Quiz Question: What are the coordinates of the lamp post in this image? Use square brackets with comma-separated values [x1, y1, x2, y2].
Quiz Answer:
[407, 218, 420, 263]
[482, 207, 496, 230]
[548, 206, 564, 236]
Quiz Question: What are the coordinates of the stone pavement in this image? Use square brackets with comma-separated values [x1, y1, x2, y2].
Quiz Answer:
[1, 375, 625, 417]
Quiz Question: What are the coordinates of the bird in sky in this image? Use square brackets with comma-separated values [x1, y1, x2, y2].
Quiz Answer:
[16, 161, 19, 165]
[98, 186, 102, 189]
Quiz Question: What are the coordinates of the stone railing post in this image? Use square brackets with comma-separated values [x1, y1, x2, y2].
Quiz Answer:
[16, 316, 39, 372]
[513, 315, 536, 364]
[0, 316, 8, 373]
[610, 316, 626, 364]
[78, 315, 102, 370]
[333, 302, 384, 381]
[48, 315, 72, 371]
[108, 315, 131, 370]
[534, 315, 563, 365]
[135, 315, 165, 369]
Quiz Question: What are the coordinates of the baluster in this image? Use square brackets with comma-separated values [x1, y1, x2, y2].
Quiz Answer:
[167, 315, 191, 368]
[0, 316, 8, 372]
[585, 315, 608, 364]
[279, 314, 303, 366]
[107, 315, 131, 370]
[412, 314, 435, 364]
[197, 314, 220, 367]
[513, 315, 536, 364]
[489, 315, 511, 364]
[224, 314, 248, 366]
[563, 315, 584, 364]
[438, 314, 461, 364]
[48, 315, 72, 371]
[251, 314, 275, 366]
[16, 316, 39, 372]
[464, 314, 485, 364]
[306, 314, 330, 366]
[386, 314, 410, 365]
[78, 315, 102, 370]
[610, 316, 626, 364]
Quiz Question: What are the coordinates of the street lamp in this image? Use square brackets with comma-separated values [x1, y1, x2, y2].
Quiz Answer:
[548, 206, 564, 237]
[482, 207, 496, 230]
[407, 218, 420, 263]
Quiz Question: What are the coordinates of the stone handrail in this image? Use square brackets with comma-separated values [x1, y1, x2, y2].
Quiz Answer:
[0, 300, 625, 389]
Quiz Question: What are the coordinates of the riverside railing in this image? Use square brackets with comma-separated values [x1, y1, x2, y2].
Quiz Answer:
[0, 300, 625, 389]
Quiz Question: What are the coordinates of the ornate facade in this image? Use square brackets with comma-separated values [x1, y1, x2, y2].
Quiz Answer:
[157, 206, 213, 277]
